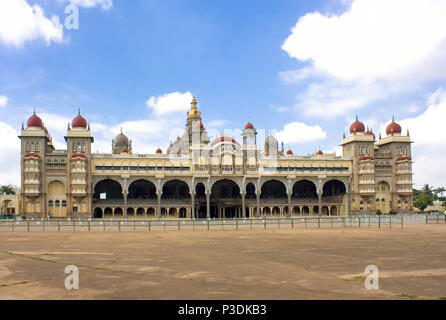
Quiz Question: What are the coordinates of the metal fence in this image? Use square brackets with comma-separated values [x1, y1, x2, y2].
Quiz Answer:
[0, 214, 444, 232]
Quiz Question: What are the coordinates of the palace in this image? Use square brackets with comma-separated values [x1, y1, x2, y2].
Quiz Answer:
[18, 97, 413, 219]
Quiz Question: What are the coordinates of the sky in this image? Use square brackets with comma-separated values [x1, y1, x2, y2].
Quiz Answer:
[1, 0, 446, 188]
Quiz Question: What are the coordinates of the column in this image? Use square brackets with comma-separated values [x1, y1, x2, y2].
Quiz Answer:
[190, 190, 195, 219]
[157, 191, 162, 219]
[318, 192, 322, 216]
[123, 190, 128, 220]
[256, 192, 261, 218]
[241, 192, 246, 219]
[288, 194, 292, 217]
[206, 192, 210, 219]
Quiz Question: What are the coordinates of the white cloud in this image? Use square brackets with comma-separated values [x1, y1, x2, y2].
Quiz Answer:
[146, 92, 193, 116]
[0, 121, 20, 186]
[371, 87, 446, 188]
[282, 0, 446, 81]
[68, 0, 113, 10]
[0, 95, 8, 107]
[0, 0, 64, 47]
[275, 121, 327, 144]
[280, 0, 446, 118]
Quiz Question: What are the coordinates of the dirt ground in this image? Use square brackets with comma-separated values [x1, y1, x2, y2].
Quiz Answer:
[0, 224, 445, 300]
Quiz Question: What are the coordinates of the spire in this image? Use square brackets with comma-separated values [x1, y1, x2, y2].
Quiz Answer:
[33, 108, 36, 115]
[78, 108, 81, 116]
[21, 122, 24, 130]
[355, 114, 358, 121]
[120, 126, 123, 134]
[191, 96, 197, 106]
[392, 115, 395, 122]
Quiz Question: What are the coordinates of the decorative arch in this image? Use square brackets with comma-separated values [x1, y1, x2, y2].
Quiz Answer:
[162, 179, 191, 199]
[210, 179, 241, 199]
[291, 179, 318, 198]
[260, 179, 287, 199]
[93, 179, 123, 200]
[322, 179, 347, 197]
[209, 177, 243, 195]
[127, 179, 157, 199]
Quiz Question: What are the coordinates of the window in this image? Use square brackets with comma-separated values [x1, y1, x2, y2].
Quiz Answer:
[55, 200, 60, 207]
[62, 200, 67, 207]
[48, 200, 53, 207]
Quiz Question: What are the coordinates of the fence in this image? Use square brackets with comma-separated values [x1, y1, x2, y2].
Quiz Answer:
[0, 214, 443, 233]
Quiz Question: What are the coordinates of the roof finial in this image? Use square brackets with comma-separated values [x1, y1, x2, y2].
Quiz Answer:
[120, 126, 123, 133]
[392, 115, 395, 122]
[33, 108, 36, 115]
[78, 108, 81, 116]
[192, 96, 197, 106]
[355, 114, 358, 121]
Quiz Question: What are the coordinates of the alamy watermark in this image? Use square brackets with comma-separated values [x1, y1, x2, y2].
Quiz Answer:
[64, 265, 79, 290]
[364, 265, 379, 290]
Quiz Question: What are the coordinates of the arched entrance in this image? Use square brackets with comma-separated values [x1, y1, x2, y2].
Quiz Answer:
[292, 180, 318, 199]
[261, 180, 287, 199]
[376, 181, 391, 214]
[210, 179, 241, 218]
[48, 180, 66, 218]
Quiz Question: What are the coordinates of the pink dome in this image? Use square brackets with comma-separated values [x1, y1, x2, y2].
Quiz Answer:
[27, 112, 44, 128]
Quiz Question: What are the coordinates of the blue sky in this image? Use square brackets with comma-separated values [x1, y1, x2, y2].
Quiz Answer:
[1, 0, 446, 188]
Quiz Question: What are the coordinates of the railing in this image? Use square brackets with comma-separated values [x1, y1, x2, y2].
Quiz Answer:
[0, 214, 441, 232]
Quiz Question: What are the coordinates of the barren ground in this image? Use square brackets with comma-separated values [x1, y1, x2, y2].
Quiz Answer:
[0, 224, 445, 300]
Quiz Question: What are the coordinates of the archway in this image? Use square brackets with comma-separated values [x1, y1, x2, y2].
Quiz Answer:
[292, 206, 300, 215]
[210, 179, 241, 218]
[313, 206, 319, 215]
[48, 180, 66, 218]
[127, 207, 135, 217]
[93, 207, 103, 219]
[261, 180, 287, 199]
[302, 206, 310, 215]
[179, 207, 187, 218]
[330, 206, 338, 216]
[322, 179, 346, 197]
[147, 207, 156, 217]
[272, 207, 280, 216]
[114, 207, 123, 218]
[104, 207, 113, 218]
[128, 179, 156, 200]
[322, 206, 329, 216]
[292, 180, 317, 199]
[162, 180, 190, 200]
[246, 182, 256, 199]
[94, 179, 123, 200]
[376, 181, 391, 214]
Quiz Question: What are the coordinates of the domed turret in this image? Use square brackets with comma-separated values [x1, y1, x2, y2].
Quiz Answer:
[349, 115, 365, 134]
[316, 150, 323, 155]
[72, 109, 88, 129]
[156, 148, 162, 154]
[27, 110, 44, 129]
[286, 149, 293, 155]
[386, 116, 402, 135]
[244, 121, 254, 130]
[113, 128, 131, 154]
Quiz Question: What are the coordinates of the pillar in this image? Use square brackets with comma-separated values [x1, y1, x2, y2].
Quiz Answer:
[157, 191, 161, 219]
[241, 193, 246, 219]
[206, 192, 210, 219]
[288, 194, 292, 217]
[256, 192, 261, 218]
[190, 190, 195, 219]
[123, 190, 128, 220]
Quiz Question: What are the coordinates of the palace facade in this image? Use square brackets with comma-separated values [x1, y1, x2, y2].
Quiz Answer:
[19, 97, 413, 219]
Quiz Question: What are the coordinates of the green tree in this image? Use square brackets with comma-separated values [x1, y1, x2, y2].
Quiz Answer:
[414, 193, 434, 212]
[434, 187, 446, 201]
[0, 185, 15, 195]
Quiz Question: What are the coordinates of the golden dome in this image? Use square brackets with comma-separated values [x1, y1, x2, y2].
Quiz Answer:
[188, 96, 201, 118]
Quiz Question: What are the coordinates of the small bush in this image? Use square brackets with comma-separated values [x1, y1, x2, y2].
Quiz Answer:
[376, 209, 382, 215]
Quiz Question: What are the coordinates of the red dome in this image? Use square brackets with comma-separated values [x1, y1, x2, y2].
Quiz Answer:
[349, 116, 365, 134]
[244, 121, 254, 130]
[72, 153, 86, 159]
[316, 150, 323, 155]
[286, 149, 293, 155]
[359, 156, 374, 161]
[27, 113, 44, 128]
[386, 119, 401, 135]
[211, 136, 241, 147]
[72, 114, 87, 129]
[25, 152, 40, 158]
[121, 148, 129, 153]
[156, 148, 162, 154]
